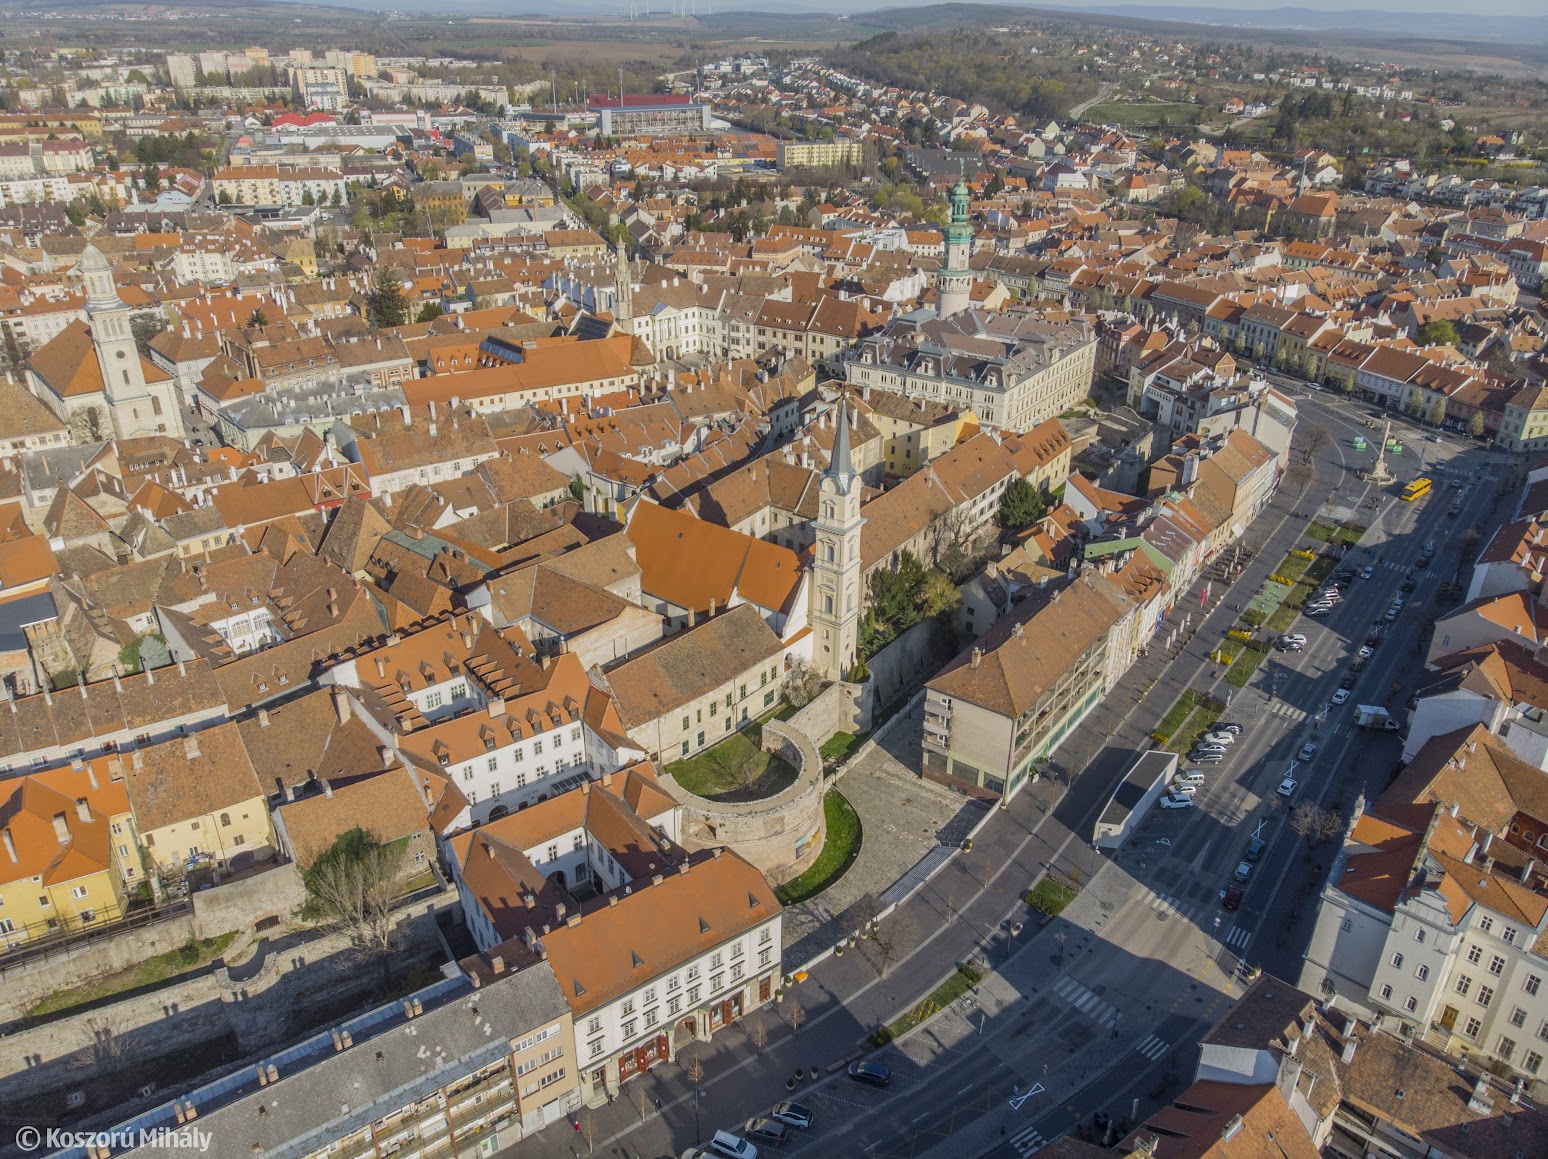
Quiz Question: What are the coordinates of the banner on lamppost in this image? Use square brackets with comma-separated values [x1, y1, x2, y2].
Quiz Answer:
[1201, 582, 1210, 606]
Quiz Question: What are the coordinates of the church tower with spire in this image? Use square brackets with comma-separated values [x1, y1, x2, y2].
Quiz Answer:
[811, 397, 864, 681]
[612, 237, 634, 335]
[82, 244, 184, 438]
[935, 174, 974, 319]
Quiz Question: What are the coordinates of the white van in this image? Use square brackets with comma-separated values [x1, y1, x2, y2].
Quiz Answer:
[709, 1131, 759, 1159]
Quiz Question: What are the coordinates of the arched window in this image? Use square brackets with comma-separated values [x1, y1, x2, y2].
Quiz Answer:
[823, 594, 834, 614]
[219, 812, 231, 827]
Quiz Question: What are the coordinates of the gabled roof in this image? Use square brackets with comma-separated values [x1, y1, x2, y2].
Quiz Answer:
[625, 500, 801, 616]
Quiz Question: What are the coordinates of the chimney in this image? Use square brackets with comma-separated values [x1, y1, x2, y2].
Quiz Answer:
[258, 708, 270, 728]
[185, 734, 201, 760]
[1340, 1034, 1358, 1064]
[321, 779, 333, 798]
[52, 812, 71, 844]
[971, 647, 982, 669]
[1, 829, 15, 864]
[332, 687, 350, 724]
[75, 798, 90, 823]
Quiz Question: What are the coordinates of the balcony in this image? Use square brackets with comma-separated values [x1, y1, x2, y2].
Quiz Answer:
[922, 733, 949, 757]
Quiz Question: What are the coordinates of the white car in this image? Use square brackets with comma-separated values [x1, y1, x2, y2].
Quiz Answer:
[1282, 634, 1307, 645]
[709, 1132, 759, 1159]
[1175, 770, 1207, 786]
[1298, 742, 1319, 761]
[1169, 780, 1199, 795]
[1330, 689, 1350, 705]
[1201, 731, 1235, 746]
[1277, 777, 1298, 797]
[1159, 793, 1195, 809]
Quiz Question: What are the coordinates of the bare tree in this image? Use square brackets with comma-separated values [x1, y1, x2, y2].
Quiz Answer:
[683, 1049, 705, 1139]
[747, 1020, 769, 1052]
[1283, 460, 1315, 500]
[1300, 423, 1331, 465]
[632, 1080, 651, 1121]
[578, 1107, 595, 1154]
[786, 996, 807, 1035]
[1289, 801, 1321, 853]
[1314, 807, 1344, 845]
[781, 657, 822, 708]
[74, 1015, 136, 1072]
[301, 828, 408, 978]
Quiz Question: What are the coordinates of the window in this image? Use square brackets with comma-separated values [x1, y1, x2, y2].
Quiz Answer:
[571, 728, 581, 743]
[70, 885, 88, 900]
[1467, 945, 1483, 964]
[1527, 975, 1542, 996]
[686, 965, 700, 981]
[1527, 1051, 1544, 1075]
[1457, 976, 1473, 997]
[1540, 1021, 1548, 1042]
[759, 947, 772, 967]
[1414, 929, 1426, 944]
[589, 1039, 604, 1058]
[644, 1008, 658, 1028]
[668, 996, 681, 1015]
[682, 716, 691, 732]
[463, 766, 475, 782]
[1465, 1017, 1482, 1038]
[1404, 996, 1417, 1012]
[1480, 917, 1494, 933]
[1511, 1008, 1528, 1028]
[1504, 926, 1518, 945]
[620, 999, 634, 1016]
[586, 1017, 601, 1035]
[666, 976, 680, 993]
[688, 986, 700, 1005]
[1416, 965, 1429, 982]
[764, 691, 775, 707]
[621, 1020, 635, 1039]
[1390, 953, 1404, 969]
[533, 740, 543, 755]
[546, 844, 558, 861]
[1478, 985, 1495, 1008]
[1380, 984, 1393, 1000]
[487, 757, 498, 772]
[1488, 955, 1506, 976]
[1499, 1036, 1517, 1061]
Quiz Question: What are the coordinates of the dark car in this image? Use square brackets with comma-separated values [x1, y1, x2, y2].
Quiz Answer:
[745, 1118, 789, 1146]
[1415, 555, 1430, 568]
[1401, 577, 1417, 592]
[1245, 837, 1266, 862]
[1339, 675, 1357, 691]
[848, 1060, 892, 1087]
[1222, 886, 1243, 911]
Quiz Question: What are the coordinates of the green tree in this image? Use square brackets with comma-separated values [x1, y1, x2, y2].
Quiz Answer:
[247, 307, 269, 331]
[997, 477, 1046, 531]
[414, 302, 443, 324]
[301, 828, 408, 981]
[1418, 319, 1460, 347]
[918, 570, 961, 618]
[1469, 411, 1486, 439]
[368, 269, 410, 330]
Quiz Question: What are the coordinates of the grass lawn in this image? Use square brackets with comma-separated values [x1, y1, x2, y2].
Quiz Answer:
[1225, 643, 1268, 688]
[1027, 876, 1077, 917]
[775, 790, 861, 906]
[1266, 602, 1301, 634]
[1274, 553, 1312, 583]
[1303, 555, 1336, 584]
[666, 724, 798, 802]
[820, 731, 859, 763]
[871, 961, 985, 1046]
[26, 932, 238, 1020]
[1083, 99, 1200, 127]
[1170, 699, 1225, 754]
[1154, 690, 1200, 744]
[1334, 524, 1367, 547]
[1305, 520, 1337, 542]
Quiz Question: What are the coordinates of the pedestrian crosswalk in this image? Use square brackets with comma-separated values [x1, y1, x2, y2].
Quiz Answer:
[1135, 1034, 1171, 1062]
[1051, 974, 1121, 1028]
[1009, 1124, 1047, 1157]
[1137, 885, 1186, 921]
[1224, 925, 1253, 949]
[1265, 702, 1307, 722]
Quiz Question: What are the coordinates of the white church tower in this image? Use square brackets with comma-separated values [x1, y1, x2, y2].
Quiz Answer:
[810, 398, 864, 681]
[81, 245, 184, 439]
[935, 176, 973, 319]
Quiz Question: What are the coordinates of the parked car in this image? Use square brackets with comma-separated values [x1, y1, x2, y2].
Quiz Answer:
[1192, 745, 1228, 757]
[1384, 606, 1400, 621]
[1188, 752, 1225, 765]
[709, 1131, 759, 1159]
[1222, 886, 1244, 911]
[1169, 781, 1199, 796]
[1415, 555, 1430, 568]
[771, 1103, 813, 1130]
[1330, 689, 1350, 705]
[1159, 792, 1196, 809]
[848, 1060, 891, 1087]
[1233, 861, 1254, 883]
[1200, 731, 1235, 746]
[1357, 645, 1375, 660]
[1277, 777, 1298, 797]
[1340, 675, 1357, 690]
[1175, 770, 1207, 786]
[745, 1119, 789, 1147]
[1298, 742, 1319, 761]
[1214, 722, 1244, 734]
[1401, 577, 1417, 592]
[1359, 565, 1375, 579]
[1244, 837, 1266, 862]
[1426, 434, 1442, 443]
